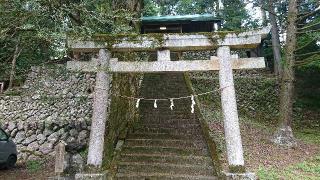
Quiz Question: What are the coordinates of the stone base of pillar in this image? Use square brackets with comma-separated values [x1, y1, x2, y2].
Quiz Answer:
[224, 172, 256, 180]
[75, 171, 108, 180]
[272, 126, 297, 148]
[48, 176, 71, 180]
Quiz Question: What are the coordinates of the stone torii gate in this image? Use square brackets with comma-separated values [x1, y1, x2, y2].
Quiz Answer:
[67, 27, 270, 178]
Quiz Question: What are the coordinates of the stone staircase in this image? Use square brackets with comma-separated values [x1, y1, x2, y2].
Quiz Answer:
[114, 73, 218, 179]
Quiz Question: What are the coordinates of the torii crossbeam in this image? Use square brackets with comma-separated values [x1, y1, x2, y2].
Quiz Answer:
[67, 27, 270, 178]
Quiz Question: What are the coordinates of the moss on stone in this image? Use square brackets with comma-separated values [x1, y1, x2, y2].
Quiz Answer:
[183, 72, 222, 176]
[101, 54, 143, 171]
[229, 165, 246, 173]
[88, 31, 248, 51]
[84, 165, 104, 173]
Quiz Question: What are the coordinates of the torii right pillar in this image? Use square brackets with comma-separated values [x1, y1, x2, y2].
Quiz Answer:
[217, 46, 256, 179]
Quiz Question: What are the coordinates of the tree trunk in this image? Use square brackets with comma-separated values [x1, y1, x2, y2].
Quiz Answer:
[261, 9, 267, 26]
[260, 0, 267, 26]
[268, 0, 282, 76]
[272, 0, 298, 147]
[8, 42, 21, 90]
[111, 0, 142, 32]
[112, 0, 142, 12]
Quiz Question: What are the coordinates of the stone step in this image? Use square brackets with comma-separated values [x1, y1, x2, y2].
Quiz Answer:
[113, 73, 216, 179]
[125, 139, 206, 149]
[129, 130, 204, 139]
[119, 153, 213, 166]
[140, 109, 194, 113]
[127, 133, 205, 141]
[141, 118, 195, 121]
[140, 113, 196, 118]
[116, 172, 218, 180]
[139, 91, 190, 96]
[116, 162, 215, 177]
[139, 118, 198, 125]
[133, 126, 203, 135]
[140, 113, 196, 117]
[138, 123, 201, 129]
[122, 146, 208, 156]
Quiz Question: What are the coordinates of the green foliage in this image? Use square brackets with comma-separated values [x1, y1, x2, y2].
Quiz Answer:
[102, 71, 142, 170]
[79, 147, 89, 159]
[143, 0, 260, 31]
[220, 0, 253, 30]
[191, 74, 280, 125]
[295, 1, 320, 68]
[26, 160, 42, 172]
[143, 0, 159, 16]
[0, 0, 135, 82]
[143, 0, 219, 16]
[295, 66, 320, 110]
[295, 128, 320, 144]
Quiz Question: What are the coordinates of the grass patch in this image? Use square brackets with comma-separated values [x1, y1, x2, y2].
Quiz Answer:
[26, 160, 42, 173]
[257, 167, 279, 180]
[258, 155, 320, 180]
[295, 128, 320, 144]
[3, 90, 21, 96]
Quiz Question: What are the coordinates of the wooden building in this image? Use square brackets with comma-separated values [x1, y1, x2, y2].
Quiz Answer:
[141, 14, 222, 34]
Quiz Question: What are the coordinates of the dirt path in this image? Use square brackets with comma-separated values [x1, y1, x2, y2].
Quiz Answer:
[0, 160, 54, 180]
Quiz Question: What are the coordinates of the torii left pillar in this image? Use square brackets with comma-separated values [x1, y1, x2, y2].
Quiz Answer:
[87, 49, 111, 167]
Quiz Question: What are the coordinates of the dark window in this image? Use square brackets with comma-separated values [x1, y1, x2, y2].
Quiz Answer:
[0, 129, 8, 141]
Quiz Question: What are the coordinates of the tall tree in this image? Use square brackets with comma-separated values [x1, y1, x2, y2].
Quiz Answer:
[273, 0, 298, 147]
[220, 0, 251, 30]
[268, 0, 283, 76]
[8, 40, 21, 90]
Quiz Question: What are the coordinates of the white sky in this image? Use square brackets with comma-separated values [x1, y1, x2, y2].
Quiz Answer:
[245, 3, 263, 24]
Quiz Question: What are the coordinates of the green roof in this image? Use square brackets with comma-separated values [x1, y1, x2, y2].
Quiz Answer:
[141, 14, 221, 24]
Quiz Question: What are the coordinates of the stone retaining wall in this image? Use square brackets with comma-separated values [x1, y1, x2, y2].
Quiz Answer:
[0, 66, 95, 161]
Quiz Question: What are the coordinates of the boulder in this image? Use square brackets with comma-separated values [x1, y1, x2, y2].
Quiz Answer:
[23, 134, 37, 145]
[36, 134, 46, 144]
[27, 141, 40, 151]
[78, 130, 88, 142]
[7, 121, 16, 131]
[17, 121, 24, 130]
[47, 132, 60, 144]
[14, 131, 26, 144]
[39, 142, 53, 154]
[69, 128, 78, 137]
[72, 153, 85, 171]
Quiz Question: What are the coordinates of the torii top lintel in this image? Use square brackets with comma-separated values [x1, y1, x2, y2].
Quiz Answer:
[68, 27, 270, 52]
